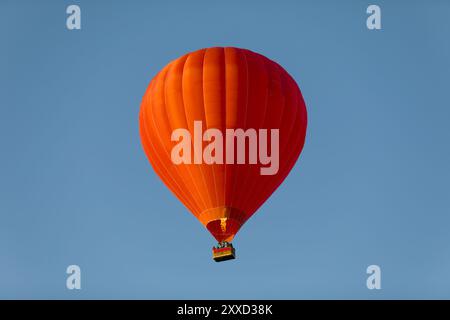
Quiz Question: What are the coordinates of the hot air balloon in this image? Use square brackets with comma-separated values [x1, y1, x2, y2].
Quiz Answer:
[139, 47, 307, 262]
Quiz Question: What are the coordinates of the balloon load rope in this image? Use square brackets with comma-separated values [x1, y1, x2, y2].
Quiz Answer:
[212, 241, 236, 262]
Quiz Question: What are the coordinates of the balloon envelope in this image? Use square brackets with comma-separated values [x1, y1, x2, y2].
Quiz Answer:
[139, 47, 307, 242]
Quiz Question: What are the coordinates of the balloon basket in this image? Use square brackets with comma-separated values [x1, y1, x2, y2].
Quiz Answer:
[212, 242, 236, 262]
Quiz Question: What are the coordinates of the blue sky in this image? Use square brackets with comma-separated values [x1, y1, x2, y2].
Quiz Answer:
[1, 0, 450, 299]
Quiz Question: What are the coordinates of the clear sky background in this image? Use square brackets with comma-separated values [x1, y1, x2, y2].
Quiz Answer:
[1, 0, 450, 299]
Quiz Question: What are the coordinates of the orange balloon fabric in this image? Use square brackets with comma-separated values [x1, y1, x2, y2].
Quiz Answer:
[139, 47, 307, 242]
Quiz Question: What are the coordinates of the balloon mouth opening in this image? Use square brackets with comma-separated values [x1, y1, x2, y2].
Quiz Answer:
[206, 218, 242, 242]
[199, 206, 247, 242]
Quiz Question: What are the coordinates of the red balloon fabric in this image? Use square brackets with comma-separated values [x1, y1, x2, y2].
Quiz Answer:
[139, 47, 307, 242]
